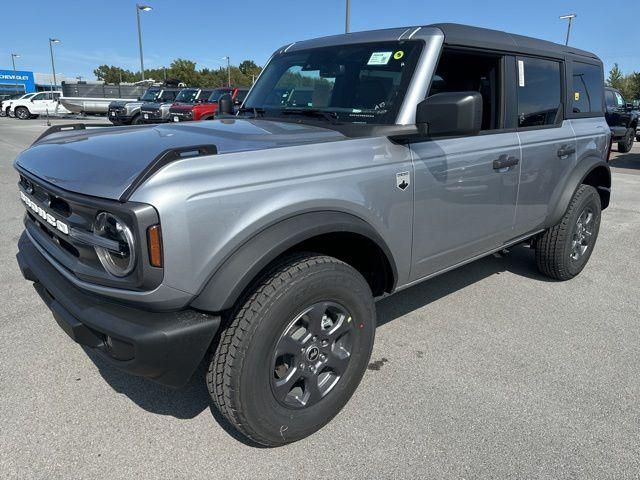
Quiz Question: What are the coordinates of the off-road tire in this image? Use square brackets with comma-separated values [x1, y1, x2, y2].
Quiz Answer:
[535, 184, 601, 280]
[15, 106, 30, 120]
[207, 253, 376, 447]
[618, 127, 635, 153]
[130, 114, 142, 125]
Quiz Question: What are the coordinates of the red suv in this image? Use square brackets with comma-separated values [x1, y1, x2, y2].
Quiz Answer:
[169, 87, 249, 122]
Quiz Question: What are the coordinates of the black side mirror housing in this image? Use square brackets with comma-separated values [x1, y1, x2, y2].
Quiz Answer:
[416, 92, 483, 137]
[218, 94, 234, 116]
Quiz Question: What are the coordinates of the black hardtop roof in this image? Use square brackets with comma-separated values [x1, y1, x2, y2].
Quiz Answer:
[431, 23, 600, 62]
[285, 22, 601, 64]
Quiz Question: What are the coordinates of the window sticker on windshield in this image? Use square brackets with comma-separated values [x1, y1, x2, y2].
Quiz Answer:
[368, 52, 392, 65]
[393, 51, 404, 60]
[574, 92, 580, 101]
[518, 60, 525, 87]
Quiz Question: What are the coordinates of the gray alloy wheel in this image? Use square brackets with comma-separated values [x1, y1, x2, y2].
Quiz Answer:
[15, 106, 30, 120]
[271, 301, 356, 409]
[618, 127, 634, 153]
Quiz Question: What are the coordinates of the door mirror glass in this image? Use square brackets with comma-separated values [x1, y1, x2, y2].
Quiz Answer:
[416, 92, 483, 137]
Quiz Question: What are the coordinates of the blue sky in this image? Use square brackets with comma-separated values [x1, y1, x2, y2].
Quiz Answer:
[0, 0, 635, 80]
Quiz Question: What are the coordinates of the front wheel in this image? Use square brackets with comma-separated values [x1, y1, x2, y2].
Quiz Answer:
[15, 106, 30, 120]
[535, 184, 601, 280]
[208, 253, 376, 446]
[618, 127, 635, 153]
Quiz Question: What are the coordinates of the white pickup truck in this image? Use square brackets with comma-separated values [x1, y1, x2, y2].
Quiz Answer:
[10, 91, 70, 119]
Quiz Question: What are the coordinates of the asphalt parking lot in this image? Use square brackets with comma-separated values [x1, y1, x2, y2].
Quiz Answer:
[0, 116, 639, 479]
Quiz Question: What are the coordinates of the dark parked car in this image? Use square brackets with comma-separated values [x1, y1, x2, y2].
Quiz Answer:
[605, 87, 638, 152]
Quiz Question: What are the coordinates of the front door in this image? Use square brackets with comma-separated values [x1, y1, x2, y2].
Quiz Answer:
[410, 133, 520, 280]
[409, 47, 521, 281]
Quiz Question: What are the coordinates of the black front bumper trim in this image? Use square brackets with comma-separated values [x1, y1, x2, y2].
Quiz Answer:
[17, 232, 220, 388]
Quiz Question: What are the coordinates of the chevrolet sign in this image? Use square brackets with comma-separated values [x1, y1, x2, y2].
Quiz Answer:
[20, 191, 69, 235]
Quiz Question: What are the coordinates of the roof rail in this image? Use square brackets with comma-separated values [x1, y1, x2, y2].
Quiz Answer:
[119, 144, 218, 202]
[32, 123, 87, 145]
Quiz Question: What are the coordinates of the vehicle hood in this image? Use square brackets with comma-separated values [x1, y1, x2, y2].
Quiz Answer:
[170, 103, 197, 111]
[140, 102, 163, 111]
[14, 119, 346, 200]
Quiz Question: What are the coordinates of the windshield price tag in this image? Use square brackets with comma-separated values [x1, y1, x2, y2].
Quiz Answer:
[367, 52, 392, 66]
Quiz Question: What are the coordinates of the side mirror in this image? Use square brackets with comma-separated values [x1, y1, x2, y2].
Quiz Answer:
[218, 93, 233, 115]
[416, 92, 483, 137]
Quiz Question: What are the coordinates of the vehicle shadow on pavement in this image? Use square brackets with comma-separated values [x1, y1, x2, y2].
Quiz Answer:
[83, 244, 547, 444]
[609, 150, 640, 171]
[376, 244, 548, 327]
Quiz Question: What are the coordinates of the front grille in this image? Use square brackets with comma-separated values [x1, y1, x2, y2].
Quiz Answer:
[142, 109, 161, 118]
[17, 172, 162, 291]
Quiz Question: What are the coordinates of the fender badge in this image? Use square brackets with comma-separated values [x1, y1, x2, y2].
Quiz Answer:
[396, 171, 410, 191]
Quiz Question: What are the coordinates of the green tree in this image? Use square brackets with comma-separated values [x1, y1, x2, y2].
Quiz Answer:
[607, 63, 624, 89]
[168, 59, 200, 86]
[93, 65, 136, 83]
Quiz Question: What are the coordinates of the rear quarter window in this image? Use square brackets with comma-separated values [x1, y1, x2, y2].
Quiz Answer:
[572, 62, 604, 115]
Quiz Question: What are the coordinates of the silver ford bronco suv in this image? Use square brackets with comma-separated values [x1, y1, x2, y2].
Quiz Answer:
[15, 24, 611, 446]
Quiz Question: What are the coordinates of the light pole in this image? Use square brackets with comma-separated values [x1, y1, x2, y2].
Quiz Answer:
[49, 38, 60, 91]
[559, 14, 577, 46]
[345, 0, 350, 33]
[222, 56, 231, 87]
[10, 53, 20, 93]
[136, 4, 152, 81]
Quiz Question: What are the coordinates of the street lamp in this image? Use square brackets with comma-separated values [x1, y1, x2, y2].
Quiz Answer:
[222, 56, 231, 87]
[49, 38, 60, 91]
[345, 0, 350, 33]
[136, 4, 152, 81]
[559, 14, 577, 46]
[10, 53, 20, 93]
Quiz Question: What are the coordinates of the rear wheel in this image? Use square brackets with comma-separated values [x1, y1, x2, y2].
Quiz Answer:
[535, 184, 601, 280]
[618, 127, 635, 153]
[208, 253, 375, 446]
[15, 106, 30, 120]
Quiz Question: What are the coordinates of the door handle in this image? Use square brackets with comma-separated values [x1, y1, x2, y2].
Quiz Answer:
[557, 145, 576, 157]
[493, 155, 520, 170]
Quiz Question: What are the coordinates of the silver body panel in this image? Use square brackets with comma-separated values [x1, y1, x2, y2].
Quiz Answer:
[14, 24, 611, 310]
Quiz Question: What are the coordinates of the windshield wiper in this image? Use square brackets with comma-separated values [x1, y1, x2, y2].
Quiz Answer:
[281, 108, 340, 124]
[238, 106, 265, 118]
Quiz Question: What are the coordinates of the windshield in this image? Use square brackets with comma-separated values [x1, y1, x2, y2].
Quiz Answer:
[175, 88, 199, 103]
[140, 88, 161, 102]
[243, 41, 422, 124]
[208, 88, 233, 102]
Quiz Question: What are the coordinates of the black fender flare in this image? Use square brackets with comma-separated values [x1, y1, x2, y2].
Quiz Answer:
[545, 157, 611, 228]
[190, 211, 398, 312]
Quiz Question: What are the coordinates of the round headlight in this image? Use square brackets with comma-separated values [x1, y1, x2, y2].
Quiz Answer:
[93, 212, 136, 277]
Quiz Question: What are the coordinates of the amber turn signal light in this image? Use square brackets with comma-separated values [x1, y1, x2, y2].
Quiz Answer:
[147, 225, 163, 268]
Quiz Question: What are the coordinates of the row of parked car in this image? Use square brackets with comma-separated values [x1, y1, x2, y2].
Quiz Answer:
[107, 85, 249, 125]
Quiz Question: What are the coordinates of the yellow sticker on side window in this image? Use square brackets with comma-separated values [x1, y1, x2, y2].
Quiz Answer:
[574, 92, 580, 101]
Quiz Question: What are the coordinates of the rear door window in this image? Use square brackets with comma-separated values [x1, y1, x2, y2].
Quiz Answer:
[516, 57, 562, 128]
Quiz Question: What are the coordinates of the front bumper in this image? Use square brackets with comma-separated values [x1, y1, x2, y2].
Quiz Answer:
[16, 232, 220, 388]
[107, 110, 133, 124]
[140, 111, 168, 123]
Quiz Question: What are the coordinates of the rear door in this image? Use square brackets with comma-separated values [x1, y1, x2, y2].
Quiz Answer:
[29, 92, 48, 114]
[513, 56, 577, 233]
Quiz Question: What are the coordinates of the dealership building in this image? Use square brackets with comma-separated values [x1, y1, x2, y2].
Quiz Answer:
[0, 69, 70, 97]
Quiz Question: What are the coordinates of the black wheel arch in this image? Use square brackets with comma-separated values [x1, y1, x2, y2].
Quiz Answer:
[545, 157, 611, 228]
[190, 211, 398, 312]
